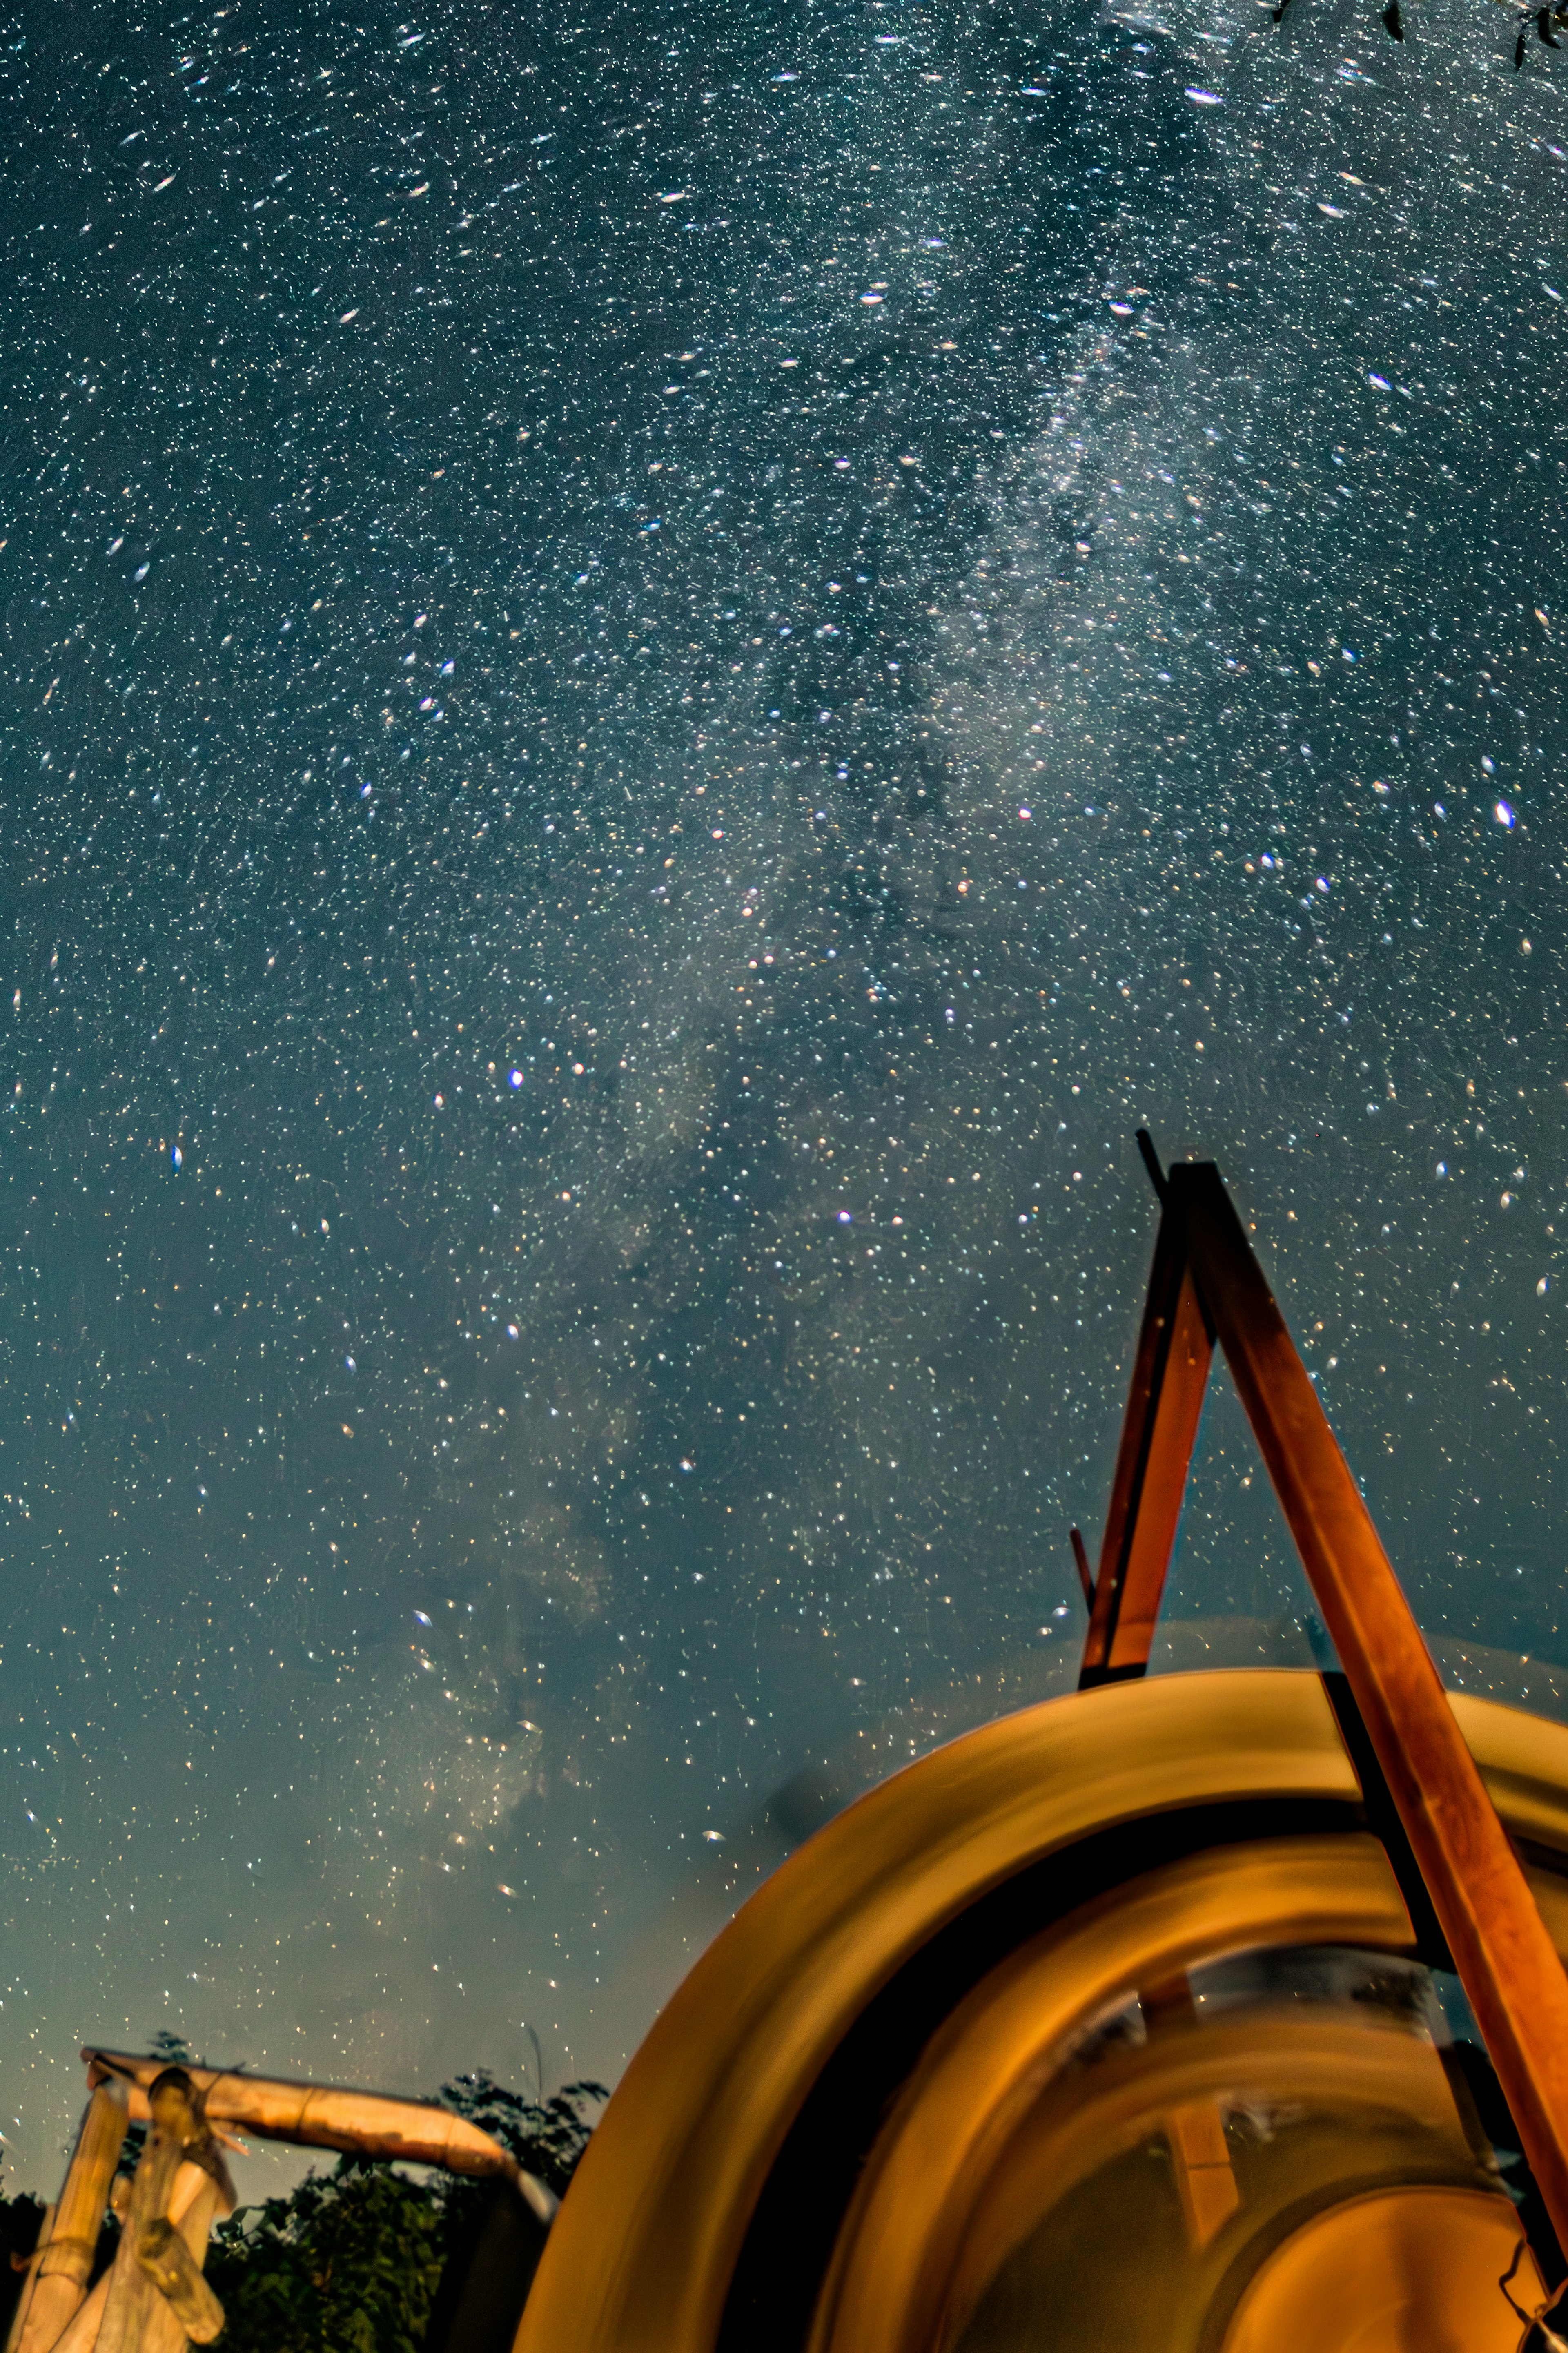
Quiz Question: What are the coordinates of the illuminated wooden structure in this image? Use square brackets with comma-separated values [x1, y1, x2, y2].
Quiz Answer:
[517, 1146, 1568, 2353]
[7, 2058, 552, 2353]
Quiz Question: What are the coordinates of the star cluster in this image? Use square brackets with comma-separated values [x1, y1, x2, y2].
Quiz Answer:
[2, 0, 1567, 2193]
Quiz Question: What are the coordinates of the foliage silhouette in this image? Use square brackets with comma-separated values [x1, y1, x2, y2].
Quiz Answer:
[202, 2074, 606, 2353]
[0, 2193, 45, 2346]
[205, 2161, 448, 2353]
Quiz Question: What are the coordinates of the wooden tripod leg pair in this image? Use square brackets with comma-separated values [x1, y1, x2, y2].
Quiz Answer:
[1075, 1147, 1568, 2256]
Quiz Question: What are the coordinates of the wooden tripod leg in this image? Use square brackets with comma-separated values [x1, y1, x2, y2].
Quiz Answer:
[1176, 1158, 1568, 2255]
[1080, 1207, 1212, 1688]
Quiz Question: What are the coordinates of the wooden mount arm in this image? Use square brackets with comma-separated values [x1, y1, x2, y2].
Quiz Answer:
[82, 2052, 557, 2226]
[1074, 1148, 1568, 2252]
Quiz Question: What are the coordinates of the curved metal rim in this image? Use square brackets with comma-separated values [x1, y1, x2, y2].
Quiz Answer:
[941, 2005, 1493, 2350]
[516, 1671, 1568, 2353]
[806, 1833, 1412, 2353]
[1217, 2183, 1541, 2353]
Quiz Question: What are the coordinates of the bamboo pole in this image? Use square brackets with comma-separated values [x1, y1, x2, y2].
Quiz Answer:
[131, 2181, 221, 2353]
[83, 2051, 556, 2222]
[45, 2168, 209, 2353]
[16, 2085, 128, 2353]
[94, 2075, 227, 2353]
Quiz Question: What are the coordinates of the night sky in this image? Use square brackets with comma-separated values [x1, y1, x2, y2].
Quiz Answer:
[4, 0, 1568, 2197]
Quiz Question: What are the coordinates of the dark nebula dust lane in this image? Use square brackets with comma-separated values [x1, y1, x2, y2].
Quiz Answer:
[3, 0, 1568, 2195]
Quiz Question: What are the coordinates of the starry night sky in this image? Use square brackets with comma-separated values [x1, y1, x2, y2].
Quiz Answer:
[4, 0, 1568, 2197]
